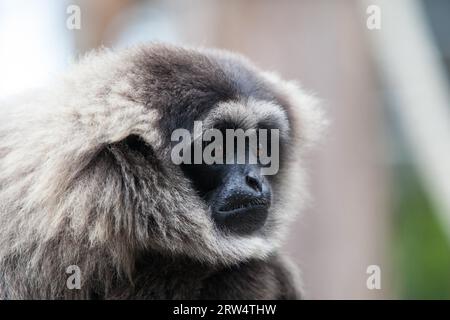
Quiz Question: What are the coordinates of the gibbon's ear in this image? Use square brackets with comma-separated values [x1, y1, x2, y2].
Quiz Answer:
[262, 71, 328, 151]
[113, 134, 157, 161]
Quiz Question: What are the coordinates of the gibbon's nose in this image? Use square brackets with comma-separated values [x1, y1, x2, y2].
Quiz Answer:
[245, 170, 263, 193]
[213, 165, 271, 235]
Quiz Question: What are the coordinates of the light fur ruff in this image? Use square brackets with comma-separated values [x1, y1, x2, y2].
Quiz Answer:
[0, 43, 325, 299]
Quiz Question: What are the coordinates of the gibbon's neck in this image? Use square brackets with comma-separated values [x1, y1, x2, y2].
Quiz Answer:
[135, 251, 218, 277]
[104, 251, 217, 299]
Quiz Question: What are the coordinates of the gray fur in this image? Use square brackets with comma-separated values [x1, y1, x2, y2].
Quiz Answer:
[0, 44, 325, 299]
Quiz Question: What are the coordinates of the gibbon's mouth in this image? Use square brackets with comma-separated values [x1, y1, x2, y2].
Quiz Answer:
[218, 197, 270, 213]
[213, 197, 270, 235]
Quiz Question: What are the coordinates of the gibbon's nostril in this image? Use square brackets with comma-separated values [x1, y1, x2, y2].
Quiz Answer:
[246, 173, 262, 193]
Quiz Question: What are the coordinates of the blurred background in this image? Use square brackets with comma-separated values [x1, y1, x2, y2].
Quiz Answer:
[1, 0, 449, 299]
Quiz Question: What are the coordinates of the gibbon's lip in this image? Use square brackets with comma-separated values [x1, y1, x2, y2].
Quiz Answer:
[217, 197, 270, 213]
[217, 203, 269, 215]
[214, 198, 270, 234]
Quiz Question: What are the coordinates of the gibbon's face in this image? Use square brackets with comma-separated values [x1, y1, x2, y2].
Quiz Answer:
[144, 47, 295, 237]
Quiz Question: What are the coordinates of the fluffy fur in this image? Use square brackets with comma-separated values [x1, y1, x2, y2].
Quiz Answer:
[0, 44, 325, 299]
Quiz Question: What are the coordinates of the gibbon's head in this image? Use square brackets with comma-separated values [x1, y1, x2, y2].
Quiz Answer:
[0, 44, 325, 267]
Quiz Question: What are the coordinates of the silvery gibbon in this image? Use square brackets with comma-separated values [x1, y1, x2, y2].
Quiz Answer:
[0, 43, 325, 299]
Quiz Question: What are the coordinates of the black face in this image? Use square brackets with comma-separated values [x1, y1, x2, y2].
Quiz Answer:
[181, 128, 272, 235]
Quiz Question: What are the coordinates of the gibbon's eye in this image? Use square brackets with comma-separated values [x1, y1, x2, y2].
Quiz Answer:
[255, 129, 274, 167]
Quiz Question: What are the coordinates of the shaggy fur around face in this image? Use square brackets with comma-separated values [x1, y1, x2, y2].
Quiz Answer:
[0, 44, 325, 299]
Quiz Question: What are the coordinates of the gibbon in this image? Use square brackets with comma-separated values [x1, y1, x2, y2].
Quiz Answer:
[0, 44, 325, 299]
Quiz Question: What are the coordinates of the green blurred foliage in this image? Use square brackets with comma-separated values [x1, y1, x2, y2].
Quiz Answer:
[392, 164, 450, 299]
